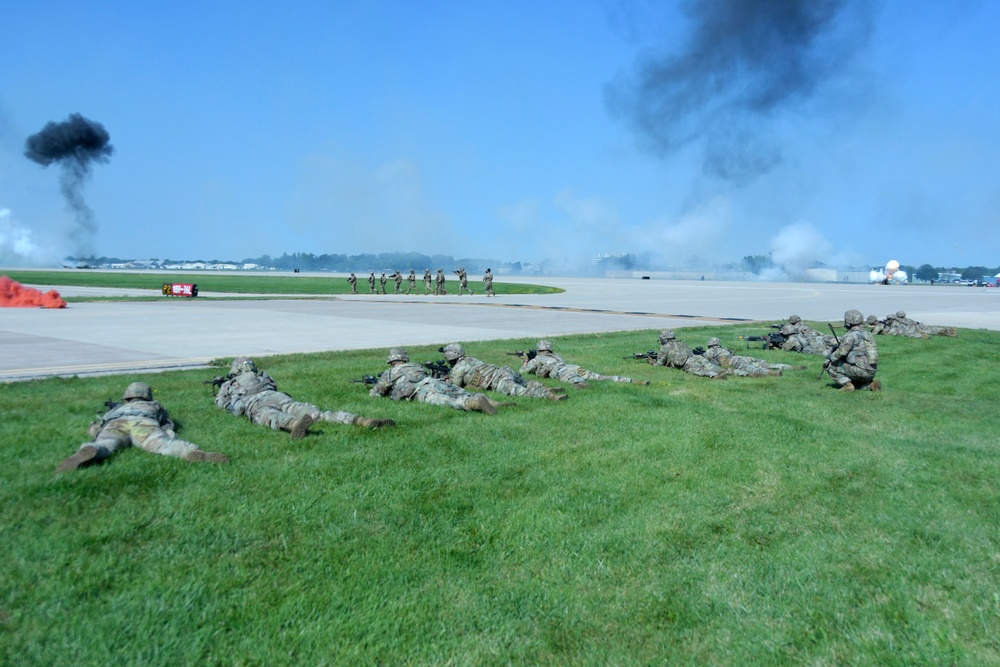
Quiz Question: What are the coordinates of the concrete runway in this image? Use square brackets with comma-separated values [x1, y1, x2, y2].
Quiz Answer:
[2, 275, 997, 382]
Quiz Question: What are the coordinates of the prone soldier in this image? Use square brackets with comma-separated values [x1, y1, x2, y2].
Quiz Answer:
[650, 330, 728, 379]
[370, 348, 500, 414]
[214, 357, 394, 439]
[521, 339, 649, 387]
[57, 382, 229, 472]
[702, 337, 806, 377]
[442, 343, 566, 400]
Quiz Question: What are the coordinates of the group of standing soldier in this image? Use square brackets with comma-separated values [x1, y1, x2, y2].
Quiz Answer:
[346, 268, 495, 296]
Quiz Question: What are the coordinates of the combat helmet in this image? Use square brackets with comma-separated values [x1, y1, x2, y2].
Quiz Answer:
[230, 357, 258, 375]
[659, 329, 676, 343]
[442, 343, 466, 361]
[707, 337, 721, 347]
[122, 382, 153, 401]
[844, 309, 864, 326]
[896, 310, 907, 318]
[536, 339, 553, 352]
[866, 314, 878, 325]
[386, 347, 409, 364]
[788, 315, 802, 324]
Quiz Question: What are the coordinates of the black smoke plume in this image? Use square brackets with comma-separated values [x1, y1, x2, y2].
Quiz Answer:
[608, 0, 874, 185]
[24, 113, 114, 255]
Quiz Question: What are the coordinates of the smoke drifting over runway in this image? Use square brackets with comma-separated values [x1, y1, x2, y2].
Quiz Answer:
[24, 113, 114, 256]
[608, 0, 874, 185]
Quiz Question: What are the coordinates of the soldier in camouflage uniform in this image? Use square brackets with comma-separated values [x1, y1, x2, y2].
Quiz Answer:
[824, 310, 881, 392]
[379, 272, 388, 294]
[520, 339, 649, 387]
[215, 358, 394, 439]
[651, 330, 728, 379]
[483, 268, 495, 297]
[867, 314, 889, 335]
[406, 270, 417, 294]
[370, 348, 500, 414]
[882, 310, 957, 338]
[702, 337, 806, 377]
[435, 268, 446, 295]
[368, 272, 376, 294]
[423, 269, 432, 294]
[57, 382, 229, 472]
[347, 272, 358, 294]
[454, 267, 473, 295]
[442, 343, 566, 400]
[775, 315, 836, 356]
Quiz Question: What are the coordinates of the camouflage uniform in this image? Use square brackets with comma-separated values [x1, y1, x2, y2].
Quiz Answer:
[368, 272, 376, 294]
[57, 382, 228, 472]
[702, 338, 796, 377]
[435, 269, 446, 295]
[825, 310, 880, 391]
[483, 268, 495, 297]
[406, 270, 416, 294]
[884, 310, 957, 338]
[652, 330, 727, 379]
[455, 267, 473, 295]
[370, 348, 497, 413]
[347, 273, 358, 294]
[777, 315, 836, 355]
[379, 273, 388, 294]
[521, 340, 646, 386]
[442, 343, 564, 400]
[423, 269, 432, 294]
[391, 271, 403, 294]
[216, 358, 392, 438]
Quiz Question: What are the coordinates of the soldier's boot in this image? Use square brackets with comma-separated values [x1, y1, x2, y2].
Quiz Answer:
[712, 370, 729, 380]
[869, 380, 882, 392]
[547, 390, 568, 401]
[355, 417, 396, 429]
[468, 393, 498, 415]
[768, 370, 783, 377]
[572, 382, 590, 390]
[185, 450, 230, 464]
[838, 381, 856, 392]
[287, 414, 315, 440]
[56, 445, 99, 472]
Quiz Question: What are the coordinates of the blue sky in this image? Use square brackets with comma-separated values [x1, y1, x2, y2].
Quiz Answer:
[1, 0, 998, 271]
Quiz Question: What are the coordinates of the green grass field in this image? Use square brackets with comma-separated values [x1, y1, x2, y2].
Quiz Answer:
[2, 326, 998, 665]
[2, 270, 560, 297]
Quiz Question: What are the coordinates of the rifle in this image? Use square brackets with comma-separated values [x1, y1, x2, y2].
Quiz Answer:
[422, 360, 451, 379]
[202, 374, 232, 394]
[623, 350, 657, 360]
[737, 332, 786, 349]
[350, 375, 379, 385]
[818, 324, 843, 380]
[103, 399, 121, 412]
[507, 349, 537, 361]
[692, 346, 706, 356]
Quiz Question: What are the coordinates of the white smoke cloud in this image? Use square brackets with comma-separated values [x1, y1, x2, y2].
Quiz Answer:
[768, 221, 832, 280]
[650, 196, 731, 263]
[0, 208, 62, 267]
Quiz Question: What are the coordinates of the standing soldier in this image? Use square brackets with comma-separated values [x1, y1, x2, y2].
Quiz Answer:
[57, 382, 229, 472]
[370, 348, 500, 414]
[651, 330, 728, 379]
[520, 339, 648, 387]
[406, 270, 417, 294]
[454, 267, 474, 295]
[379, 272, 388, 294]
[435, 268, 446, 295]
[214, 358, 394, 438]
[347, 272, 358, 294]
[482, 268, 495, 297]
[441, 343, 566, 400]
[423, 269, 433, 294]
[391, 270, 403, 294]
[368, 272, 376, 294]
[824, 310, 881, 392]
